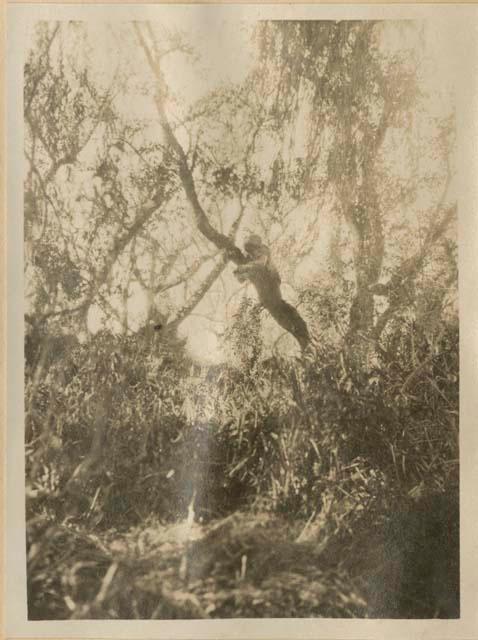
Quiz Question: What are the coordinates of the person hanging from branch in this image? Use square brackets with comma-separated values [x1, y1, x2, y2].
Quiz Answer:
[134, 23, 310, 351]
[234, 234, 280, 284]
[233, 234, 310, 350]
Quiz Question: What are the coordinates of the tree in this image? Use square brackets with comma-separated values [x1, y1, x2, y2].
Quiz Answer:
[25, 20, 456, 360]
[134, 22, 311, 350]
[254, 20, 456, 358]
[24, 22, 236, 350]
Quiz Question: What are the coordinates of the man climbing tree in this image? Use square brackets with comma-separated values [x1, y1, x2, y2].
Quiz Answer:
[234, 234, 310, 349]
[134, 23, 310, 351]
[234, 234, 278, 284]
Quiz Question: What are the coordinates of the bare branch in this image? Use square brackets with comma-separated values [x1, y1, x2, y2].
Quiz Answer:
[373, 202, 457, 340]
[133, 22, 246, 265]
[24, 23, 61, 115]
[169, 255, 228, 328]
[155, 252, 220, 294]
[31, 198, 165, 325]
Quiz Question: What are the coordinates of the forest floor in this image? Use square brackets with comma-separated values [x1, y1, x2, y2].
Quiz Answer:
[27, 487, 459, 620]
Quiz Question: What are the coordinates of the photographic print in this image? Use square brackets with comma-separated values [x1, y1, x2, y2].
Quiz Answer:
[9, 5, 467, 630]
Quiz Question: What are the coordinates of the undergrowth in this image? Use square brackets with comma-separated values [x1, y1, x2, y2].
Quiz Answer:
[25, 316, 459, 619]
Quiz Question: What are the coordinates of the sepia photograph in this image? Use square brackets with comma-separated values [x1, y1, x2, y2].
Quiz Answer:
[6, 4, 471, 632]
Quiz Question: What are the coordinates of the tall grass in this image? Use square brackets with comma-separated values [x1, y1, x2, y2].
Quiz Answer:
[25, 314, 459, 618]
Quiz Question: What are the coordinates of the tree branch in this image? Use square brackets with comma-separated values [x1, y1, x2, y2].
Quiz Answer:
[373, 203, 456, 340]
[31, 198, 165, 325]
[133, 22, 246, 265]
[169, 255, 228, 328]
[155, 252, 220, 294]
[134, 22, 310, 349]
[24, 23, 60, 115]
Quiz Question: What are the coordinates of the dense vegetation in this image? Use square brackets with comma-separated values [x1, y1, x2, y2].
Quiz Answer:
[26, 306, 459, 619]
[24, 20, 459, 619]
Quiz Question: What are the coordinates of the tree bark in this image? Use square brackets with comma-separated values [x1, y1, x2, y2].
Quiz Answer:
[346, 199, 385, 337]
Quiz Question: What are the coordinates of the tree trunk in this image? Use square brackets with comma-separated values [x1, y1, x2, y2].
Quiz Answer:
[345, 197, 385, 337]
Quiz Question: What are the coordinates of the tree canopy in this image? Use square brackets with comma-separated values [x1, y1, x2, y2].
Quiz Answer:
[25, 19, 456, 361]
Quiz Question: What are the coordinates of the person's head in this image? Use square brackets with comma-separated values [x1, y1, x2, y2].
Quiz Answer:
[244, 234, 264, 257]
